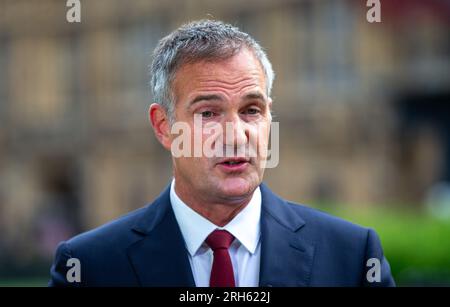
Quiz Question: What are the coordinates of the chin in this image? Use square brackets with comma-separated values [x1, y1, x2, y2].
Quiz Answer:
[218, 177, 256, 199]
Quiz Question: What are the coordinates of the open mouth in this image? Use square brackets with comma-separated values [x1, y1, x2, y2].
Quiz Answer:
[217, 158, 250, 171]
[218, 157, 250, 165]
[222, 160, 246, 166]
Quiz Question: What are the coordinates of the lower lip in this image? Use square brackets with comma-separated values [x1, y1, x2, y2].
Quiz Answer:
[217, 161, 250, 172]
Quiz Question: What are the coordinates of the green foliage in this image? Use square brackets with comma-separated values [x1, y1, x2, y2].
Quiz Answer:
[318, 204, 450, 286]
[0, 278, 48, 287]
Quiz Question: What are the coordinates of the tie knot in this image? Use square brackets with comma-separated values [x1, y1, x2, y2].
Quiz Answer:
[206, 230, 235, 251]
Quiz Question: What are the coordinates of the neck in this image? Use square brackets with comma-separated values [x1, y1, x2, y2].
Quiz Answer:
[173, 180, 254, 227]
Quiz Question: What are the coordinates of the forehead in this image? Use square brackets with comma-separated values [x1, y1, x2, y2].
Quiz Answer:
[172, 48, 266, 100]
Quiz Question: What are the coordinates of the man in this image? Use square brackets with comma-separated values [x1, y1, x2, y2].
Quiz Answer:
[49, 20, 395, 287]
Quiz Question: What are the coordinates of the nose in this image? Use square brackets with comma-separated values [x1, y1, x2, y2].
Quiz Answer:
[223, 114, 248, 148]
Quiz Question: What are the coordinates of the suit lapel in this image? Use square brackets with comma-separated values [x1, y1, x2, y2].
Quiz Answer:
[259, 183, 315, 287]
[125, 182, 314, 287]
[126, 185, 195, 287]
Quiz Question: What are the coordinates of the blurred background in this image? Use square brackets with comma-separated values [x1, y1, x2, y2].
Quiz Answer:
[0, 0, 449, 286]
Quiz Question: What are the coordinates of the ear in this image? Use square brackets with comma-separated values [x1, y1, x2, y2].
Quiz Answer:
[149, 103, 172, 151]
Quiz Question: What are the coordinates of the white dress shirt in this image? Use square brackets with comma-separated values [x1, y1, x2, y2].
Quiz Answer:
[170, 179, 261, 287]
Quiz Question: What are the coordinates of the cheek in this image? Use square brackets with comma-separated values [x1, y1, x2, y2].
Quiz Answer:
[177, 156, 211, 173]
[175, 157, 194, 171]
[251, 124, 270, 146]
[253, 125, 271, 162]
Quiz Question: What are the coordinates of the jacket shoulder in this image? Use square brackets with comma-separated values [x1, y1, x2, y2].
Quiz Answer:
[64, 205, 149, 253]
[286, 201, 370, 242]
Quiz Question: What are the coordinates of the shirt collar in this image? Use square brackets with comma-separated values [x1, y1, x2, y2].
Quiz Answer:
[170, 179, 261, 257]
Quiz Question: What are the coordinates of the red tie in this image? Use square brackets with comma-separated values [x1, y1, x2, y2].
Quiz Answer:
[206, 229, 236, 287]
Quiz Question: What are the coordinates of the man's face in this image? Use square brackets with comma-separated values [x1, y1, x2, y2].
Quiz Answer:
[169, 48, 272, 202]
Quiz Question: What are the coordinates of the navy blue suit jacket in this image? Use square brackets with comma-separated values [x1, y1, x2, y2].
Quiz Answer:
[49, 183, 395, 287]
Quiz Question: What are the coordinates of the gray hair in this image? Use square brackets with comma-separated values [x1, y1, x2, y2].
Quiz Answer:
[150, 19, 275, 122]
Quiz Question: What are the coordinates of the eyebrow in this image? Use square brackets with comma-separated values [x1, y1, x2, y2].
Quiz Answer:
[190, 94, 224, 105]
[189, 91, 267, 106]
[242, 91, 267, 103]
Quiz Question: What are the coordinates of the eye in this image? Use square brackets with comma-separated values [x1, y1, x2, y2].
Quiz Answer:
[201, 111, 214, 118]
[244, 107, 260, 115]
